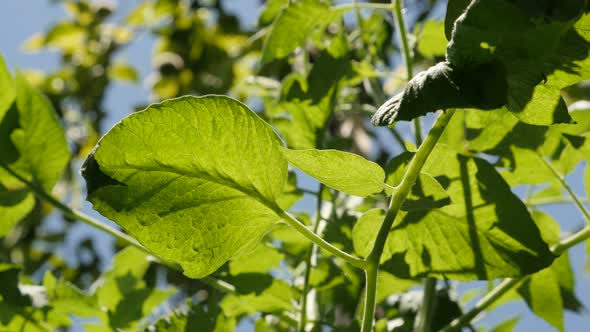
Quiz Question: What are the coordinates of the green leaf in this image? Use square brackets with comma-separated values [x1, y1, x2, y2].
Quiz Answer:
[374, 1, 590, 126]
[271, 52, 352, 149]
[381, 145, 554, 280]
[146, 299, 236, 332]
[353, 208, 387, 258]
[220, 277, 293, 317]
[43, 273, 100, 319]
[447, 1, 589, 125]
[0, 70, 69, 236]
[490, 316, 520, 332]
[517, 211, 583, 330]
[260, 0, 340, 64]
[10, 73, 70, 192]
[282, 148, 385, 197]
[519, 264, 564, 331]
[82, 96, 288, 278]
[0, 54, 15, 117]
[258, 0, 288, 26]
[417, 20, 447, 58]
[228, 245, 284, 275]
[108, 63, 139, 83]
[0, 186, 34, 236]
[44, 22, 86, 53]
[96, 247, 151, 311]
[376, 271, 417, 303]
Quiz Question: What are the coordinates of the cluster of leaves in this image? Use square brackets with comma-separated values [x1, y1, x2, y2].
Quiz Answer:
[1, 0, 590, 332]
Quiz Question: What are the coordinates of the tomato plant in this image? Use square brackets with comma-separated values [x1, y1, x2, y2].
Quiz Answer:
[1, 0, 590, 331]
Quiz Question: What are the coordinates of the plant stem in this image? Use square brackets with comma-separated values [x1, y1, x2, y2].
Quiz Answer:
[277, 209, 368, 269]
[392, 0, 422, 145]
[299, 185, 324, 332]
[360, 263, 379, 332]
[526, 196, 590, 206]
[538, 153, 590, 223]
[414, 277, 437, 332]
[360, 109, 456, 332]
[440, 222, 590, 332]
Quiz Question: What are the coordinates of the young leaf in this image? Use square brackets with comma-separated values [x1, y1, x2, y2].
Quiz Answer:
[260, 0, 340, 64]
[282, 148, 385, 197]
[380, 145, 554, 280]
[82, 96, 288, 278]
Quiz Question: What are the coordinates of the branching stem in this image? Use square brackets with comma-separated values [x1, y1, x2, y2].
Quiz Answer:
[360, 109, 456, 332]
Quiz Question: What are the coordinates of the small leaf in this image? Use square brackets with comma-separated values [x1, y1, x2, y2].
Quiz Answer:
[108, 63, 138, 83]
[490, 316, 520, 332]
[260, 0, 341, 64]
[82, 96, 288, 278]
[282, 148, 385, 197]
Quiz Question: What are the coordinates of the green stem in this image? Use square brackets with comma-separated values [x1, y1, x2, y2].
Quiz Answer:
[538, 153, 590, 223]
[360, 109, 456, 332]
[439, 278, 523, 332]
[299, 185, 324, 332]
[527, 196, 590, 206]
[414, 277, 437, 332]
[277, 209, 368, 269]
[360, 264, 379, 332]
[392, 0, 422, 145]
[440, 223, 590, 332]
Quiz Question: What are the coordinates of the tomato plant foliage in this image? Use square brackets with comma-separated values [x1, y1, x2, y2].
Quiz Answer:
[1, 0, 590, 331]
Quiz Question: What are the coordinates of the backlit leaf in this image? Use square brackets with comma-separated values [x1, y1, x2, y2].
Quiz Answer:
[82, 96, 288, 278]
[282, 148, 385, 197]
[381, 145, 554, 280]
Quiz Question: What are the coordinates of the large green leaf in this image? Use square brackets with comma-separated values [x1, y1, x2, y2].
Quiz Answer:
[82, 96, 288, 278]
[373, 1, 590, 126]
[260, 0, 340, 64]
[282, 148, 385, 197]
[379, 145, 554, 280]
